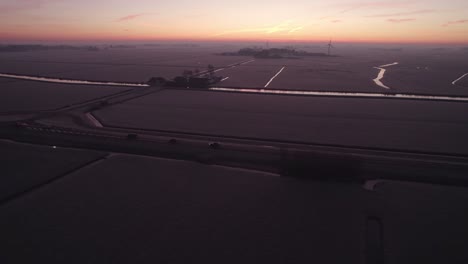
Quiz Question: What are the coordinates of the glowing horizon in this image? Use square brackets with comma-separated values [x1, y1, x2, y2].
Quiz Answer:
[1, 0, 467, 44]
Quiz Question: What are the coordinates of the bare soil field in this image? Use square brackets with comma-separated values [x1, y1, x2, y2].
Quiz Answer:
[56, 65, 186, 83]
[214, 47, 468, 95]
[0, 61, 105, 77]
[0, 153, 365, 263]
[0, 47, 252, 82]
[0, 140, 105, 201]
[2, 150, 468, 263]
[457, 75, 468, 88]
[0, 78, 18, 84]
[219, 62, 284, 88]
[93, 89, 468, 155]
[0, 48, 179, 64]
[0, 47, 247, 66]
[0, 78, 131, 112]
[268, 62, 377, 92]
[152, 54, 250, 68]
[214, 54, 381, 91]
[384, 52, 468, 95]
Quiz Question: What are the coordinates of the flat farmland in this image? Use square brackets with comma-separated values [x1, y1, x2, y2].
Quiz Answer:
[267, 59, 377, 92]
[385, 64, 468, 96]
[219, 62, 284, 88]
[0, 140, 106, 201]
[215, 50, 383, 92]
[0, 47, 255, 83]
[0, 48, 190, 64]
[215, 48, 468, 95]
[0, 49, 136, 64]
[0, 78, 131, 112]
[384, 52, 468, 96]
[0, 47, 248, 67]
[57, 65, 186, 83]
[93, 89, 468, 155]
[0, 45, 467, 96]
[0, 153, 365, 263]
[0, 78, 18, 84]
[456, 75, 468, 87]
[56, 57, 254, 83]
[151, 54, 251, 68]
[0, 61, 105, 77]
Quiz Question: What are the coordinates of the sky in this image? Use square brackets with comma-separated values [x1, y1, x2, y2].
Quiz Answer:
[1, 0, 468, 43]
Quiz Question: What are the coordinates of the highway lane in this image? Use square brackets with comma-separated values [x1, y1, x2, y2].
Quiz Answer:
[92, 89, 468, 156]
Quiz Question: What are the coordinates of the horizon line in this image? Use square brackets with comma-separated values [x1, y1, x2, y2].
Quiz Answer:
[1, 38, 468, 45]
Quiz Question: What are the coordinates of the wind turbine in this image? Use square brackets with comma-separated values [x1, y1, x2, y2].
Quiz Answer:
[327, 39, 335, 56]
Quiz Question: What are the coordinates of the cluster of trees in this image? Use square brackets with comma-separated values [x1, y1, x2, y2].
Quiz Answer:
[148, 64, 221, 88]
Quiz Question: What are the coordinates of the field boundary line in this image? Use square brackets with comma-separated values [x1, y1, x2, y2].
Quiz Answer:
[264, 66, 286, 88]
[452, 73, 468, 86]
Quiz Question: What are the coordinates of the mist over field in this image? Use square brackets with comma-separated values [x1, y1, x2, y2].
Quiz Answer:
[2, 0, 468, 262]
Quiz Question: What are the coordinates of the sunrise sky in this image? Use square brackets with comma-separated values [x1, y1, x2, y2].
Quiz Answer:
[1, 0, 468, 43]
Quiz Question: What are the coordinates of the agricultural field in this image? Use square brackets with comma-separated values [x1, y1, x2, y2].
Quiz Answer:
[1, 44, 467, 96]
[221, 57, 378, 92]
[0, 61, 106, 78]
[1, 44, 468, 154]
[0, 77, 131, 112]
[0, 46, 251, 82]
[457, 75, 468, 87]
[0, 153, 366, 264]
[219, 62, 283, 88]
[384, 51, 468, 95]
[0, 140, 106, 201]
[215, 47, 468, 95]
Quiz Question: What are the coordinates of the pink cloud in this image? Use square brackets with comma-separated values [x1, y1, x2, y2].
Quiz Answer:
[387, 18, 416, 23]
[365, 9, 435, 18]
[117, 13, 147, 22]
[442, 20, 468, 27]
[331, 20, 342, 23]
